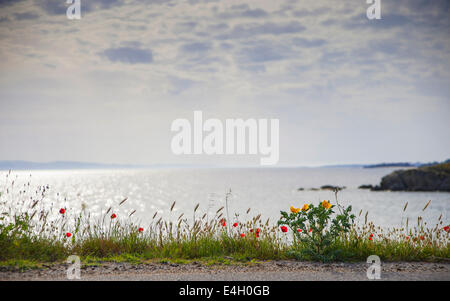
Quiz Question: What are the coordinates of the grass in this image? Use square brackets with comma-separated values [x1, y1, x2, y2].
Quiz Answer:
[424, 162, 450, 174]
[0, 171, 449, 270]
[0, 259, 44, 272]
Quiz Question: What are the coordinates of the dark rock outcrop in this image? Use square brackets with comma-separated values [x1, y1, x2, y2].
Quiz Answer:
[371, 163, 450, 192]
[306, 185, 346, 191]
[320, 185, 346, 191]
[358, 184, 374, 189]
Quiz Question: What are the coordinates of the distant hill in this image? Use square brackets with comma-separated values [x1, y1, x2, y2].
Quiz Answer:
[1, 159, 449, 171]
[417, 158, 450, 167]
[0, 161, 217, 170]
[0, 161, 140, 170]
[363, 162, 416, 168]
[364, 159, 450, 169]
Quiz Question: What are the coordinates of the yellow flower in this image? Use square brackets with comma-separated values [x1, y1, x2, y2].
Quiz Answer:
[322, 200, 332, 209]
[301, 204, 309, 212]
[290, 206, 300, 214]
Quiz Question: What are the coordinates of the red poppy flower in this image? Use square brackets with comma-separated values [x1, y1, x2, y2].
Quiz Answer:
[233, 222, 238, 227]
[256, 233, 260, 238]
[369, 237, 372, 241]
[420, 236, 424, 240]
[66, 232, 72, 238]
[406, 236, 410, 240]
[138, 227, 144, 232]
[297, 229, 302, 233]
[256, 228, 260, 233]
[240, 233, 245, 238]
[250, 229, 253, 232]
[280, 226, 288, 233]
[59, 208, 65, 214]
[370, 233, 374, 238]
[111, 213, 117, 219]
[308, 228, 312, 232]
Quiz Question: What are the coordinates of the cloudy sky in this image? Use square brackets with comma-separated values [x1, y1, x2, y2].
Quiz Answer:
[0, 0, 449, 167]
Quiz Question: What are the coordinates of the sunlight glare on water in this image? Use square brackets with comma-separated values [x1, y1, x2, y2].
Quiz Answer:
[2, 168, 449, 229]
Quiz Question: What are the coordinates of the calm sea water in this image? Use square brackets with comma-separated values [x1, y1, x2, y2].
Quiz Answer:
[3, 168, 449, 229]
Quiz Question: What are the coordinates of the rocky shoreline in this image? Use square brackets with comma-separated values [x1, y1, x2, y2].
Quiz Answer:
[360, 163, 450, 192]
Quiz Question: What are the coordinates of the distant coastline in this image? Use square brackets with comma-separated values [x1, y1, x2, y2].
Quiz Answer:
[363, 162, 417, 168]
[0, 160, 448, 171]
[0, 161, 219, 170]
[363, 161, 448, 169]
[0, 160, 142, 170]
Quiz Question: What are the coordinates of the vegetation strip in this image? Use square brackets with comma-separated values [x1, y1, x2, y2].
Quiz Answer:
[1, 173, 448, 267]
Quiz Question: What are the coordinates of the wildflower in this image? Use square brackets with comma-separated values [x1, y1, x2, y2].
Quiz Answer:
[240, 233, 245, 238]
[301, 204, 309, 212]
[59, 208, 65, 214]
[138, 227, 144, 232]
[297, 229, 302, 233]
[444, 226, 450, 233]
[321, 200, 332, 210]
[220, 218, 226, 227]
[406, 236, 410, 240]
[111, 213, 117, 219]
[256, 228, 260, 233]
[250, 229, 253, 232]
[233, 222, 238, 228]
[280, 226, 288, 233]
[308, 228, 312, 232]
[66, 232, 72, 238]
[369, 237, 372, 241]
[290, 206, 300, 214]
[420, 236, 424, 241]
[370, 233, 374, 238]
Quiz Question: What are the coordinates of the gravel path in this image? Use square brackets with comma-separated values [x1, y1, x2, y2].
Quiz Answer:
[1, 261, 449, 281]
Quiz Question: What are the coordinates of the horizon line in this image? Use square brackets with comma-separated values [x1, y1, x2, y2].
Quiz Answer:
[0, 159, 446, 170]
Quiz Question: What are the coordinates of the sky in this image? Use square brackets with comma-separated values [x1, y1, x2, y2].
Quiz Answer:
[0, 0, 449, 167]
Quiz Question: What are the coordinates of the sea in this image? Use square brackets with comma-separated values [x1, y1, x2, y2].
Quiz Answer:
[2, 167, 449, 229]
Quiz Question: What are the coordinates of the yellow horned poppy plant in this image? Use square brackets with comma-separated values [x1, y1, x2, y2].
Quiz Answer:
[322, 200, 332, 209]
[290, 206, 300, 214]
[301, 204, 309, 212]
